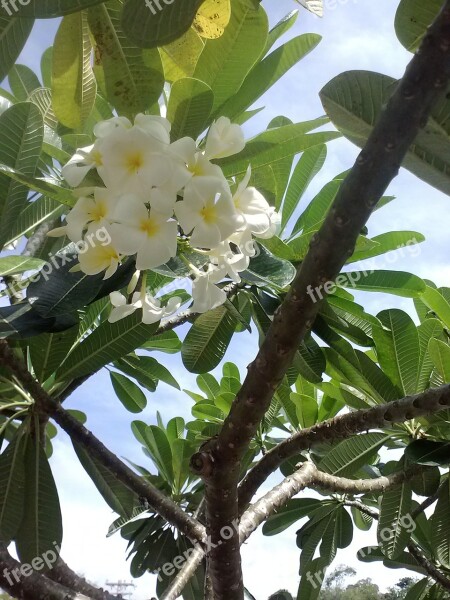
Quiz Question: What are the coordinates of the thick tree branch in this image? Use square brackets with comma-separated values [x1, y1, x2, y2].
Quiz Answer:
[0, 543, 90, 600]
[190, 5, 450, 596]
[47, 558, 120, 600]
[239, 384, 450, 509]
[170, 463, 421, 598]
[238, 462, 418, 543]
[0, 340, 206, 545]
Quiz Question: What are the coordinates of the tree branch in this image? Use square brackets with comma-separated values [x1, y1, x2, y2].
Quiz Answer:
[238, 462, 418, 543]
[239, 384, 450, 509]
[0, 543, 91, 600]
[407, 543, 450, 591]
[0, 340, 206, 546]
[47, 558, 121, 600]
[159, 546, 205, 600]
[189, 5, 450, 594]
[170, 463, 421, 598]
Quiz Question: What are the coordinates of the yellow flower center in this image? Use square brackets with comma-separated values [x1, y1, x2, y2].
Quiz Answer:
[90, 200, 107, 222]
[140, 217, 160, 237]
[125, 152, 144, 174]
[91, 150, 103, 167]
[200, 204, 217, 224]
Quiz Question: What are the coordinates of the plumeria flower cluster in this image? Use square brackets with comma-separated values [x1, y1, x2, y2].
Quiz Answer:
[51, 114, 281, 324]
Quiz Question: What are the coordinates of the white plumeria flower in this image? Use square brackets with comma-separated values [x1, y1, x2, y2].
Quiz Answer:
[61, 143, 104, 188]
[94, 116, 132, 138]
[190, 265, 228, 313]
[228, 227, 258, 258]
[175, 176, 241, 249]
[204, 117, 245, 160]
[108, 291, 181, 325]
[110, 195, 178, 270]
[233, 166, 281, 239]
[170, 137, 225, 182]
[65, 187, 118, 242]
[209, 241, 249, 283]
[78, 242, 120, 279]
[98, 126, 190, 197]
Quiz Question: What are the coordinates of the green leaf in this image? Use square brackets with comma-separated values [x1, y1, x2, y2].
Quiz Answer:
[420, 286, 450, 329]
[292, 393, 318, 429]
[216, 33, 321, 121]
[26, 253, 103, 318]
[416, 319, 443, 393]
[141, 330, 181, 353]
[297, 556, 330, 600]
[378, 481, 412, 560]
[431, 478, 450, 569]
[410, 466, 441, 496]
[182, 304, 237, 373]
[16, 433, 63, 565]
[73, 439, 138, 516]
[428, 338, 450, 381]
[320, 70, 450, 195]
[167, 77, 214, 140]
[324, 347, 399, 405]
[405, 440, 450, 467]
[115, 355, 157, 393]
[291, 179, 339, 237]
[0, 256, 45, 277]
[337, 270, 426, 298]
[0, 428, 26, 541]
[110, 372, 147, 413]
[29, 325, 79, 382]
[0, 103, 44, 249]
[14, 0, 105, 17]
[351, 506, 373, 531]
[262, 498, 321, 536]
[264, 10, 298, 54]
[372, 310, 420, 396]
[159, 28, 204, 83]
[219, 118, 339, 178]
[318, 433, 390, 477]
[281, 144, 327, 232]
[122, 0, 205, 48]
[8, 65, 41, 101]
[52, 11, 97, 129]
[404, 579, 430, 600]
[242, 243, 296, 290]
[346, 231, 425, 264]
[193, 0, 268, 114]
[3, 196, 63, 249]
[0, 17, 34, 83]
[172, 438, 194, 493]
[88, 1, 164, 120]
[357, 546, 425, 575]
[145, 425, 174, 483]
[395, 0, 442, 52]
[128, 355, 180, 389]
[57, 312, 160, 381]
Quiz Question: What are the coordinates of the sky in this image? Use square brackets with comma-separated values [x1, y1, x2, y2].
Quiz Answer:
[4, 0, 450, 598]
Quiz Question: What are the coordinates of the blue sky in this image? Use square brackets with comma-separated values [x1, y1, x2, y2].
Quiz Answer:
[5, 0, 450, 598]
